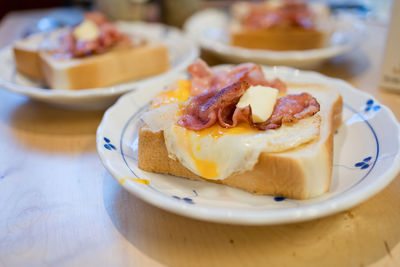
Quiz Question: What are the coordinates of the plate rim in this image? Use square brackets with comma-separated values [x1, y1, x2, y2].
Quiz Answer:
[97, 65, 400, 225]
[0, 22, 199, 100]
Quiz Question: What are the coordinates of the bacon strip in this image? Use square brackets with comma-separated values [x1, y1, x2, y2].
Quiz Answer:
[219, 106, 253, 128]
[178, 81, 249, 130]
[187, 59, 214, 97]
[241, 0, 315, 30]
[187, 59, 287, 96]
[255, 93, 320, 130]
[179, 81, 320, 131]
[57, 12, 132, 58]
[84, 12, 108, 26]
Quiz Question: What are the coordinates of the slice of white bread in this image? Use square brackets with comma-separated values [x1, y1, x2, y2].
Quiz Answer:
[13, 34, 46, 80]
[230, 2, 332, 51]
[230, 27, 328, 51]
[39, 44, 169, 90]
[138, 83, 343, 200]
[12, 30, 169, 90]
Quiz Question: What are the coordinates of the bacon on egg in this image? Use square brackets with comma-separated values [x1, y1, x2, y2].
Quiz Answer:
[188, 59, 287, 97]
[57, 12, 132, 58]
[178, 81, 320, 131]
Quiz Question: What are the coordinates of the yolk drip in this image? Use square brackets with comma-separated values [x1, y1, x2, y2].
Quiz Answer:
[193, 156, 218, 179]
[119, 177, 150, 185]
[195, 123, 257, 139]
[174, 126, 219, 179]
[151, 79, 191, 108]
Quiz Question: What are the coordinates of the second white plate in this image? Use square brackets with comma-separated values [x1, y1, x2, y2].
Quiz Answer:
[0, 22, 199, 109]
[184, 9, 364, 68]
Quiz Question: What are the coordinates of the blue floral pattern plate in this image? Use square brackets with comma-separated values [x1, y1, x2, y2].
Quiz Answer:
[0, 22, 198, 109]
[96, 66, 400, 225]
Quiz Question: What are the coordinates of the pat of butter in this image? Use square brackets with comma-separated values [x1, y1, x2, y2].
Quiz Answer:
[73, 20, 100, 42]
[236, 86, 278, 123]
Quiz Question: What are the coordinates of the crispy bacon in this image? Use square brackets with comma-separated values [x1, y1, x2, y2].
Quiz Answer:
[255, 93, 320, 130]
[219, 106, 253, 128]
[56, 13, 132, 58]
[178, 81, 249, 130]
[242, 0, 315, 29]
[178, 81, 320, 131]
[188, 59, 287, 96]
[187, 59, 214, 97]
[84, 12, 108, 26]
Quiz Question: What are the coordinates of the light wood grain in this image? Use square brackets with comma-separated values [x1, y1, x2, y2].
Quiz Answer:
[0, 9, 400, 267]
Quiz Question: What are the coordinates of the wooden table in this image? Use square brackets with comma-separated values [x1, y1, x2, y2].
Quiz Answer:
[1, 9, 400, 267]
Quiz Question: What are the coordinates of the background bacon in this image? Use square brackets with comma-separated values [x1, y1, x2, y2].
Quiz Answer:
[242, 0, 315, 29]
[187, 59, 287, 97]
[57, 13, 132, 58]
[83, 12, 108, 26]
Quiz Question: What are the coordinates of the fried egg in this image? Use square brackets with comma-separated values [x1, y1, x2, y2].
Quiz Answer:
[163, 115, 320, 180]
[144, 80, 321, 180]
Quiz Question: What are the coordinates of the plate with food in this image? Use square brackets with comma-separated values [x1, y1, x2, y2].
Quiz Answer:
[184, 0, 364, 68]
[0, 12, 199, 109]
[97, 59, 400, 225]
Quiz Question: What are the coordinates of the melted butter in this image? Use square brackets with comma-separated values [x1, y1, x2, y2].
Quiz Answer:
[174, 126, 219, 179]
[152, 80, 191, 108]
[119, 177, 150, 185]
[195, 123, 258, 139]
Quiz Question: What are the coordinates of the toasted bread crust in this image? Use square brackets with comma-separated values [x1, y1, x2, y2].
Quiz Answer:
[13, 33, 169, 90]
[230, 27, 327, 51]
[13, 46, 44, 80]
[138, 87, 342, 200]
[39, 44, 169, 90]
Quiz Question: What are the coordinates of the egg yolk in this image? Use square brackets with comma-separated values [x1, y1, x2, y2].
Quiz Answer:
[119, 177, 150, 185]
[152, 79, 191, 108]
[174, 125, 218, 179]
[194, 123, 257, 139]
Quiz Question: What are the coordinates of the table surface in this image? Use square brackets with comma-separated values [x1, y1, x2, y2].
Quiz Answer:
[1, 9, 400, 267]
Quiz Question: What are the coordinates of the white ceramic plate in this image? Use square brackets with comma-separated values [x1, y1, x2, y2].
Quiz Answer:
[97, 65, 400, 225]
[184, 9, 364, 68]
[0, 22, 199, 109]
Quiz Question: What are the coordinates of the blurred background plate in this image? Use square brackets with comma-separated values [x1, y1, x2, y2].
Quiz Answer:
[0, 21, 199, 109]
[184, 8, 364, 68]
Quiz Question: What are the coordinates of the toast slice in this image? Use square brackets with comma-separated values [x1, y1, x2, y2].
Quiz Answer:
[39, 44, 169, 90]
[13, 30, 169, 90]
[13, 34, 46, 80]
[138, 83, 342, 200]
[230, 2, 332, 51]
[230, 27, 328, 51]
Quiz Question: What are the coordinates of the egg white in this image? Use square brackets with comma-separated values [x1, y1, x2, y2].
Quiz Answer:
[163, 115, 320, 180]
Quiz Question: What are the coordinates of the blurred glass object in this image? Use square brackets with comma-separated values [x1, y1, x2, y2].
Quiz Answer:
[36, 17, 62, 32]
[95, 0, 160, 21]
[162, 0, 202, 27]
[325, 0, 392, 24]
[380, 0, 400, 91]
[21, 8, 84, 38]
